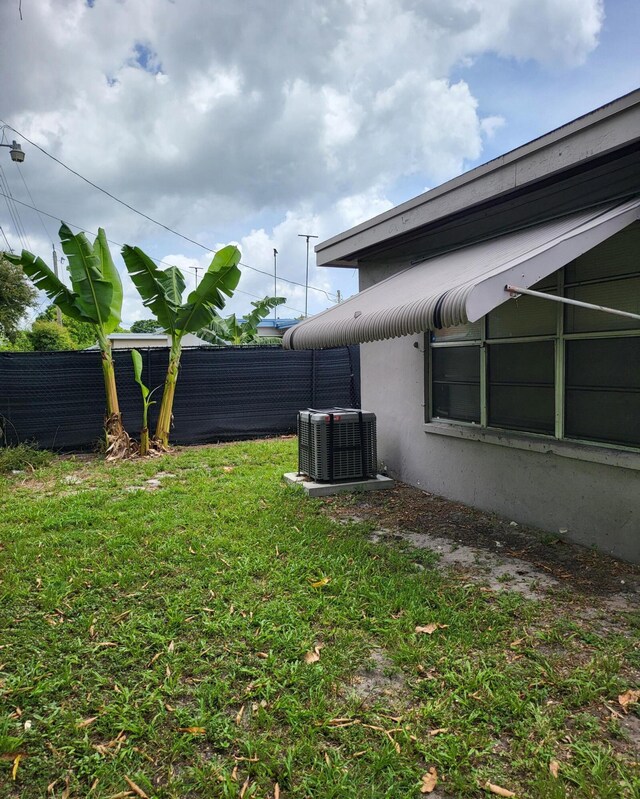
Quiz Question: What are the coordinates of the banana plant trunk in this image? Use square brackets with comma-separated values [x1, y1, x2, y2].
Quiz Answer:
[155, 336, 183, 448]
[140, 428, 150, 457]
[96, 329, 130, 456]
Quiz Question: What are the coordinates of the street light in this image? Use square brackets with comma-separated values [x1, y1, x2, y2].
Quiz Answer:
[0, 140, 25, 162]
[298, 233, 318, 317]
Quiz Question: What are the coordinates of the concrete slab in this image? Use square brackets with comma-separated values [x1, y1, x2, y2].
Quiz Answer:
[283, 472, 394, 497]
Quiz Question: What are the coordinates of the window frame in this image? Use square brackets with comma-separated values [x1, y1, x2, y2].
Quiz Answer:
[427, 266, 640, 455]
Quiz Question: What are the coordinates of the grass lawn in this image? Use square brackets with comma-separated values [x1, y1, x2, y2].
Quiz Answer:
[0, 437, 638, 798]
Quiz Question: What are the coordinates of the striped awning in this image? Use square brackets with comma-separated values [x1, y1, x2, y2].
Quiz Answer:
[284, 198, 640, 350]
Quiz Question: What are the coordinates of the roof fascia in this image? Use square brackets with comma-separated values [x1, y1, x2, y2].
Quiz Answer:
[317, 90, 640, 267]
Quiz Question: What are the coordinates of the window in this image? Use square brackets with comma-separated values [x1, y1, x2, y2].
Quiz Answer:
[431, 345, 480, 423]
[428, 223, 640, 451]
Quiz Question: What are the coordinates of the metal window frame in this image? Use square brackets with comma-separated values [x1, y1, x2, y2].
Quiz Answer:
[427, 264, 640, 451]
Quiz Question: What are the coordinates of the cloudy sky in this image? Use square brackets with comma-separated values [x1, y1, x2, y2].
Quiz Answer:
[0, 0, 638, 325]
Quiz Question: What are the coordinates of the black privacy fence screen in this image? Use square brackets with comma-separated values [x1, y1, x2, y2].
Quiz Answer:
[0, 345, 360, 451]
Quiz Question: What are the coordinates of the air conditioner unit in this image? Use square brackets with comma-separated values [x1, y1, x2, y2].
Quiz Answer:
[297, 407, 377, 482]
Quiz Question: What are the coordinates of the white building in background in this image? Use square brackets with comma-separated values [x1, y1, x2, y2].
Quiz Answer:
[86, 332, 210, 350]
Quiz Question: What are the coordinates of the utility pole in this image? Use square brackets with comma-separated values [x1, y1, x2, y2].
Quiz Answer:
[52, 247, 62, 326]
[336, 290, 342, 304]
[194, 266, 200, 289]
[298, 233, 318, 318]
[273, 248, 279, 320]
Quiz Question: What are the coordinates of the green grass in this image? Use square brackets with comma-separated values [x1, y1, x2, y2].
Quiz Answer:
[0, 443, 52, 473]
[0, 438, 638, 798]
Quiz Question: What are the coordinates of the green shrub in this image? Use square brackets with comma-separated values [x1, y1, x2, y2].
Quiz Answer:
[28, 320, 75, 351]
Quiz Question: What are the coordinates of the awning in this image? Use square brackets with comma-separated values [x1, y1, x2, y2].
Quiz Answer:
[284, 198, 640, 350]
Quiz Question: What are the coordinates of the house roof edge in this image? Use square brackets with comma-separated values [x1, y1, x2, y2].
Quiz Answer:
[317, 88, 640, 267]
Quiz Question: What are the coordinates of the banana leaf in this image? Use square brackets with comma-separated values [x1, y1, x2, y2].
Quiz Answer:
[243, 296, 286, 336]
[93, 228, 123, 333]
[121, 246, 182, 332]
[4, 250, 95, 324]
[175, 245, 241, 334]
[59, 224, 113, 326]
[197, 316, 233, 346]
[156, 265, 185, 308]
[198, 295, 285, 345]
[131, 348, 149, 400]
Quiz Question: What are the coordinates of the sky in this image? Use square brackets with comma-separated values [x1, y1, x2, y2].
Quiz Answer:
[0, 0, 638, 327]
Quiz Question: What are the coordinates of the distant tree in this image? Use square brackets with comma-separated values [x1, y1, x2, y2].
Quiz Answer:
[0, 255, 37, 343]
[28, 320, 75, 351]
[130, 319, 162, 334]
[38, 305, 97, 349]
[0, 329, 33, 351]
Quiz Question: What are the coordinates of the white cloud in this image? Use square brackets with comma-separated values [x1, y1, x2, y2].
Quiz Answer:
[0, 0, 605, 326]
[480, 115, 506, 140]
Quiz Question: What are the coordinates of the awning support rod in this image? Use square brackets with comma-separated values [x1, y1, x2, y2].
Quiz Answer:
[505, 285, 640, 322]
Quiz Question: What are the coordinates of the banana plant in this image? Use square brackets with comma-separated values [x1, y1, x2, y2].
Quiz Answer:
[131, 349, 160, 456]
[122, 244, 241, 447]
[198, 296, 286, 345]
[3, 224, 129, 456]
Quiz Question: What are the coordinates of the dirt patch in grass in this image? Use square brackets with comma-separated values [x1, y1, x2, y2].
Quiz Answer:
[345, 648, 409, 710]
[323, 483, 640, 599]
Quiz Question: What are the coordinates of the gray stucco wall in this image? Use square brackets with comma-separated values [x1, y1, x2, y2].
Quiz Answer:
[359, 269, 640, 564]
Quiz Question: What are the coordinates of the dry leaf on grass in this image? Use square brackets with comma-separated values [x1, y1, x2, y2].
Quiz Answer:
[420, 767, 438, 793]
[239, 776, 250, 797]
[485, 781, 516, 797]
[326, 718, 360, 728]
[618, 689, 640, 712]
[304, 649, 321, 664]
[274, 783, 280, 799]
[415, 623, 449, 635]
[308, 576, 331, 589]
[11, 754, 22, 780]
[124, 776, 149, 798]
[223, 465, 235, 473]
[235, 705, 245, 725]
[77, 716, 98, 728]
[178, 727, 206, 735]
[303, 643, 324, 664]
[549, 759, 560, 778]
[429, 727, 448, 736]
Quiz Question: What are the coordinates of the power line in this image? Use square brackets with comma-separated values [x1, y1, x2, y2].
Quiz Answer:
[0, 166, 29, 250]
[0, 120, 336, 301]
[0, 190, 307, 317]
[13, 160, 54, 246]
[0, 223, 12, 252]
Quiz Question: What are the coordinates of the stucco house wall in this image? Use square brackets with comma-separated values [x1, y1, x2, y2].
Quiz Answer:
[359, 263, 640, 563]
[285, 91, 640, 564]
